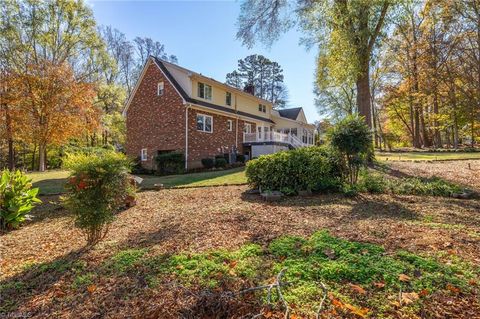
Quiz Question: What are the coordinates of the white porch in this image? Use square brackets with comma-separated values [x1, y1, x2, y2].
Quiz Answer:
[243, 131, 313, 148]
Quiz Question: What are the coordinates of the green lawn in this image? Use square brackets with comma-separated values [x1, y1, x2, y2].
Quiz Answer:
[139, 167, 246, 188]
[28, 170, 70, 195]
[28, 167, 247, 195]
[376, 151, 480, 161]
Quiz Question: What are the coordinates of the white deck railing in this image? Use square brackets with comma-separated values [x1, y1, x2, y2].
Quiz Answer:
[243, 131, 312, 148]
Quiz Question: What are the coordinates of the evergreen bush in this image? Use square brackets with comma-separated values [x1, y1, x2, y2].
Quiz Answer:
[62, 151, 134, 246]
[245, 146, 342, 193]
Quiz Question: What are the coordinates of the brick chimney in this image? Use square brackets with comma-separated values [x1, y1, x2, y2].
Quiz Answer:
[243, 83, 255, 95]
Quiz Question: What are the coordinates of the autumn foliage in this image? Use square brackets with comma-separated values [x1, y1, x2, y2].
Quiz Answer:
[18, 61, 100, 171]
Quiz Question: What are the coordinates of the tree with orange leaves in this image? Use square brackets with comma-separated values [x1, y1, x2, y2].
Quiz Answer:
[19, 61, 100, 171]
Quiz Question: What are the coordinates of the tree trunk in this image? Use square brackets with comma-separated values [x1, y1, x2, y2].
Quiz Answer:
[4, 104, 15, 170]
[38, 143, 46, 172]
[419, 104, 430, 147]
[432, 93, 442, 148]
[472, 115, 476, 148]
[451, 85, 459, 149]
[411, 13, 421, 148]
[408, 96, 416, 147]
[356, 62, 372, 129]
[31, 144, 37, 171]
[7, 139, 15, 170]
[445, 128, 451, 149]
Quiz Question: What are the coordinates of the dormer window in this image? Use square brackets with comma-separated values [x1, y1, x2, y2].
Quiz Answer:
[198, 82, 212, 100]
[258, 104, 266, 113]
[226, 92, 232, 106]
[157, 82, 164, 96]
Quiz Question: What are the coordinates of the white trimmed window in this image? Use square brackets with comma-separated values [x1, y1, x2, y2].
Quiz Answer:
[141, 148, 148, 161]
[197, 82, 212, 100]
[258, 104, 266, 113]
[227, 119, 233, 131]
[243, 123, 252, 133]
[196, 114, 213, 133]
[157, 82, 164, 96]
[226, 92, 232, 106]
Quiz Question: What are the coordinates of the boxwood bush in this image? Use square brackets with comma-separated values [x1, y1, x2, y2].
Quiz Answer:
[215, 158, 227, 168]
[201, 158, 215, 169]
[245, 146, 342, 193]
[155, 152, 185, 175]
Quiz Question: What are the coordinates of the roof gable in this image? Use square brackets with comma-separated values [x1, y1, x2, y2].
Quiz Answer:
[278, 107, 302, 121]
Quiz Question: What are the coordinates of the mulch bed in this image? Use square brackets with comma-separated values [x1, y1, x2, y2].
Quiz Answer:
[1, 161, 480, 318]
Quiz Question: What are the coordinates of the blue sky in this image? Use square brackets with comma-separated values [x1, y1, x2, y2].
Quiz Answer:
[90, 0, 319, 122]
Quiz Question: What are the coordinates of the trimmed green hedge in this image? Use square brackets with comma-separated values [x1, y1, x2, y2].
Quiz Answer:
[245, 146, 342, 193]
[155, 152, 185, 175]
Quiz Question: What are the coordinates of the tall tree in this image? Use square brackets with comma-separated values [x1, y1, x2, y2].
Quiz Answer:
[226, 54, 288, 107]
[236, 0, 396, 128]
[20, 61, 99, 171]
[0, 0, 108, 170]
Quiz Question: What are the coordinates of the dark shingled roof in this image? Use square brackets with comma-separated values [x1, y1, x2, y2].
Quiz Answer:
[278, 107, 302, 120]
[153, 57, 275, 124]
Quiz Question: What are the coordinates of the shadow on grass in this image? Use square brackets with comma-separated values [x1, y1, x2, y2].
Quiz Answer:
[118, 223, 182, 250]
[349, 198, 420, 221]
[240, 191, 420, 222]
[139, 167, 246, 189]
[0, 248, 87, 314]
[33, 178, 66, 195]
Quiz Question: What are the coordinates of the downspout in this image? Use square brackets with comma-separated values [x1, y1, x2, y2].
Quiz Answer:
[234, 93, 238, 148]
[185, 104, 189, 171]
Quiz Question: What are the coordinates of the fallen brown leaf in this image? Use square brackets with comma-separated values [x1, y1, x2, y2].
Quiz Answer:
[349, 283, 367, 295]
[401, 292, 419, 305]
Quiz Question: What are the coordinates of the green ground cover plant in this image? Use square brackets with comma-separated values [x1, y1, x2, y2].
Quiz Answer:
[358, 169, 468, 197]
[35, 231, 473, 317]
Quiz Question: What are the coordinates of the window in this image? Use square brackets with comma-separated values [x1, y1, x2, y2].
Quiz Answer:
[226, 92, 232, 106]
[308, 134, 314, 145]
[244, 123, 252, 133]
[157, 82, 164, 96]
[196, 114, 213, 133]
[197, 82, 212, 100]
[291, 128, 298, 136]
[141, 148, 148, 161]
[227, 119, 233, 131]
[258, 104, 266, 113]
[303, 129, 308, 143]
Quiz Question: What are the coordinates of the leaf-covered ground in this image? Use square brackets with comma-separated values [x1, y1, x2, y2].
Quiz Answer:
[1, 161, 480, 318]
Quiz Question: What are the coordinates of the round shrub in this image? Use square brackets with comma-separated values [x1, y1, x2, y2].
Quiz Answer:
[328, 115, 371, 185]
[245, 146, 342, 193]
[62, 151, 134, 246]
[215, 158, 227, 168]
[0, 170, 41, 230]
[155, 152, 185, 175]
[201, 158, 215, 169]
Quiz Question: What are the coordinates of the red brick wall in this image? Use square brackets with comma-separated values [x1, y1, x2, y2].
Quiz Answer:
[126, 60, 186, 169]
[187, 108, 256, 167]
[126, 59, 258, 169]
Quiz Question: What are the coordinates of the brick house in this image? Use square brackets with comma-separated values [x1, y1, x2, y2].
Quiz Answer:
[124, 56, 316, 169]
